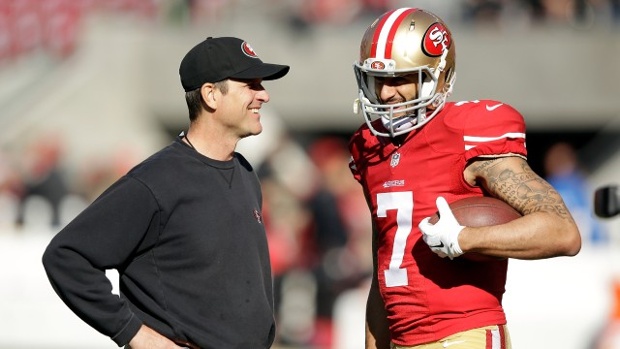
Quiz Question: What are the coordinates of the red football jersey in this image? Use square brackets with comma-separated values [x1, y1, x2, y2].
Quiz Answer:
[349, 100, 527, 346]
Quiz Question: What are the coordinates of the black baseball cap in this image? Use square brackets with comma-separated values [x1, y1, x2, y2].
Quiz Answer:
[179, 36, 290, 92]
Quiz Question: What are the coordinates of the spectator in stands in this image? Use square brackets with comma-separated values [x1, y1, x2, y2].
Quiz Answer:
[544, 141, 607, 245]
[16, 133, 69, 229]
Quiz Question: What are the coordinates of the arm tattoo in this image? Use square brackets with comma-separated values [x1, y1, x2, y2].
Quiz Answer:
[472, 158, 572, 219]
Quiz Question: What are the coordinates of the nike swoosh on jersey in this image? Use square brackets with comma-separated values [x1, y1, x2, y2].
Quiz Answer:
[485, 103, 503, 111]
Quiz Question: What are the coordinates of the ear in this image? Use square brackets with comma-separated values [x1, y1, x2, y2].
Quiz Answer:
[201, 83, 217, 109]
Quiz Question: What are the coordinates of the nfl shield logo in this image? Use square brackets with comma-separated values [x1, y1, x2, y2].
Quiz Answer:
[390, 152, 400, 167]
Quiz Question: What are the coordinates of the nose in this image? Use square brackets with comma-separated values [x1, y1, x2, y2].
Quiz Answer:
[378, 83, 396, 103]
[256, 89, 270, 103]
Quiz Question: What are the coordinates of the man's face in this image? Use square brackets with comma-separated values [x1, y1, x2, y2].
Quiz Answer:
[216, 78, 270, 138]
[373, 72, 421, 118]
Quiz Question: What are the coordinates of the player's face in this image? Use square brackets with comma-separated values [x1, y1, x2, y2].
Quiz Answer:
[374, 73, 421, 118]
[218, 78, 270, 138]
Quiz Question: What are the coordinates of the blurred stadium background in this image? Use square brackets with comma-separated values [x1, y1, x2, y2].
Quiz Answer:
[0, 0, 619, 348]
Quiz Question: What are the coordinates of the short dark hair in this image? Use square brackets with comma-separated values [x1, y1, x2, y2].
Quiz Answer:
[184, 80, 229, 121]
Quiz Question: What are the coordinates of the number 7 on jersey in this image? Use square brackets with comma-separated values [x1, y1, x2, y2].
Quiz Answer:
[377, 191, 413, 287]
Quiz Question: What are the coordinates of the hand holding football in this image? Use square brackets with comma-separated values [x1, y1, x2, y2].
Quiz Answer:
[429, 196, 522, 262]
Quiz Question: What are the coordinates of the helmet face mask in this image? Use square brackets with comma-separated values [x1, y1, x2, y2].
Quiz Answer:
[353, 8, 456, 138]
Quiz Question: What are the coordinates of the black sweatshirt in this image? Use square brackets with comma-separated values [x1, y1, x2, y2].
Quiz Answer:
[42, 137, 275, 348]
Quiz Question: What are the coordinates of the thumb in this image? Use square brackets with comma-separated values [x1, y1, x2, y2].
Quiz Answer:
[436, 196, 450, 214]
[436, 196, 459, 223]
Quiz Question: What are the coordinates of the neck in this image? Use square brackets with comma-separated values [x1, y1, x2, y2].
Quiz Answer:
[184, 130, 237, 161]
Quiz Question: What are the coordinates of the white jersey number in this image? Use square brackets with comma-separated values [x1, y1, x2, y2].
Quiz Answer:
[376, 191, 413, 287]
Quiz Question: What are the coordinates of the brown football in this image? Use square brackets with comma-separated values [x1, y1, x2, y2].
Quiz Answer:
[429, 196, 522, 262]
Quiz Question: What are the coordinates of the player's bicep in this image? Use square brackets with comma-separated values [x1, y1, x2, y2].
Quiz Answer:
[467, 156, 565, 216]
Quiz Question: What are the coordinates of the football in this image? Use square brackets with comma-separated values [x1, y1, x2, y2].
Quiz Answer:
[429, 196, 522, 262]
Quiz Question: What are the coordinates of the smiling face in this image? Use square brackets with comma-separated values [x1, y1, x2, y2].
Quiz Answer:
[215, 78, 270, 138]
[373, 72, 424, 119]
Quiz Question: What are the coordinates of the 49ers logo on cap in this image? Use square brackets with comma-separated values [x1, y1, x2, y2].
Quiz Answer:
[422, 22, 450, 57]
[241, 41, 259, 58]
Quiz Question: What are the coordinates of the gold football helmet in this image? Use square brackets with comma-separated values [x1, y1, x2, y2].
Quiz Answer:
[353, 8, 456, 137]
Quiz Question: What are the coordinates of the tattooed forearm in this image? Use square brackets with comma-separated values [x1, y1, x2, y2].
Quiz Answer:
[473, 158, 572, 219]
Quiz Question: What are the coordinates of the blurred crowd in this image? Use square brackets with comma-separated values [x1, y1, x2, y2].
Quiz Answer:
[255, 133, 373, 347]
[0, 0, 617, 65]
[283, 0, 620, 30]
[171, 0, 620, 32]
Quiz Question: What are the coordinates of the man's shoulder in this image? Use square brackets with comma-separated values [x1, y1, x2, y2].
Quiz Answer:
[445, 99, 522, 117]
[442, 99, 525, 129]
[127, 142, 185, 179]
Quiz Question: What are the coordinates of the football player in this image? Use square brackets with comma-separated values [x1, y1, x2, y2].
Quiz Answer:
[348, 8, 581, 349]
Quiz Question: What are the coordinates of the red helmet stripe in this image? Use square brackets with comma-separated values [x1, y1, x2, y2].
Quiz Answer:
[370, 10, 393, 58]
[385, 8, 416, 59]
[371, 8, 417, 59]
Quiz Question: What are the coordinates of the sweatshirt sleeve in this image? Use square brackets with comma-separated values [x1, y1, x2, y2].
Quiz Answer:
[42, 175, 160, 346]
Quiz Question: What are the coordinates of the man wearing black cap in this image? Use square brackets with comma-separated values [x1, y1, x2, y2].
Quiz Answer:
[42, 37, 289, 349]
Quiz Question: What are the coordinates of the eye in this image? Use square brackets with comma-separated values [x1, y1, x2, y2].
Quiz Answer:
[247, 81, 264, 90]
[392, 76, 410, 85]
